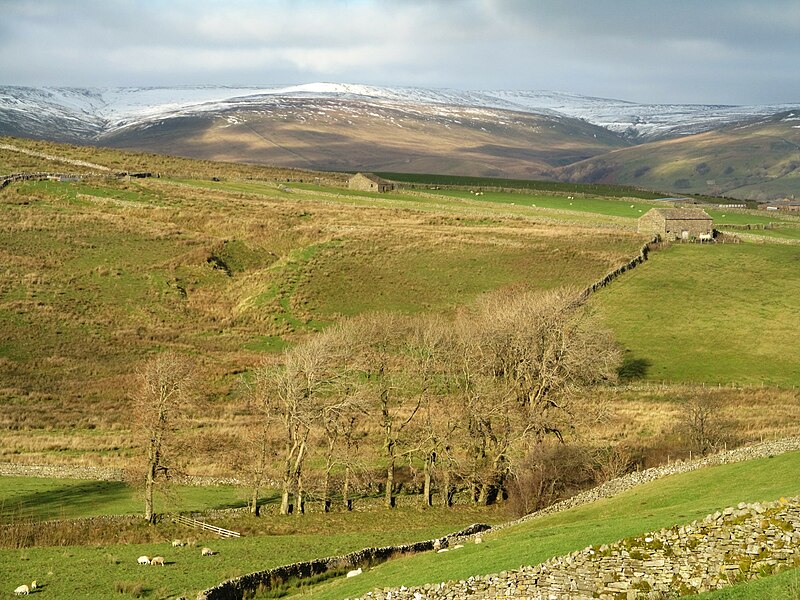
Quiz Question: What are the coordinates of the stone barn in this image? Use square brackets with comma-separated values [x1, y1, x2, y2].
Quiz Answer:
[638, 207, 713, 241]
[348, 173, 393, 193]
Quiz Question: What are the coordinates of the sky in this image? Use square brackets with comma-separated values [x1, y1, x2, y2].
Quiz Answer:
[1, 0, 798, 105]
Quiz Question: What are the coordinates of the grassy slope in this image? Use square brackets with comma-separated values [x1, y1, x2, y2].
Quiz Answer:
[0, 168, 644, 464]
[592, 243, 800, 386]
[559, 116, 800, 202]
[300, 451, 800, 600]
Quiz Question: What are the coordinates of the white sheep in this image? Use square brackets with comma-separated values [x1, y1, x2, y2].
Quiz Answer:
[151, 556, 165, 566]
[433, 539, 442, 551]
[474, 535, 483, 544]
[346, 567, 362, 578]
[14, 585, 29, 596]
[137, 555, 151, 565]
[201, 547, 215, 556]
[30, 581, 37, 591]
[171, 539, 184, 547]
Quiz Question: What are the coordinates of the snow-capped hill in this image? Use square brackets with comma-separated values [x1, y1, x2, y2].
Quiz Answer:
[0, 83, 797, 143]
[482, 90, 797, 139]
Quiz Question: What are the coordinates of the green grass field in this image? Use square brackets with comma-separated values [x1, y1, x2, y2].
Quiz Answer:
[592, 243, 800, 386]
[0, 477, 256, 523]
[374, 171, 666, 199]
[0, 523, 470, 599]
[0, 478, 500, 600]
[296, 451, 800, 599]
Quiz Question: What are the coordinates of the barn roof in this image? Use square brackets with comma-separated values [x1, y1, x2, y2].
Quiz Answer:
[645, 207, 712, 220]
[350, 172, 389, 184]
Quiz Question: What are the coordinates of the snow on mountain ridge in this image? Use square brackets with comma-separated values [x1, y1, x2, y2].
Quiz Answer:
[1, 84, 797, 142]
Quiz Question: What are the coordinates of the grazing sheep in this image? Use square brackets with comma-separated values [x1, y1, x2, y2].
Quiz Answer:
[171, 539, 184, 547]
[432, 539, 441, 552]
[346, 567, 362, 578]
[151, 556, 165, 566]
[14, 585, 29, 596]
[30, 581, 37, 591]
[201, 547, 215, 556]
[474, 535, 483, 544]
[137, 555, 151, 565]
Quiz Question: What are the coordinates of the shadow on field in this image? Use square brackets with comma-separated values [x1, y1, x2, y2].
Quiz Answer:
[0, 480, 131, 522]
[618, 356, 652, 381]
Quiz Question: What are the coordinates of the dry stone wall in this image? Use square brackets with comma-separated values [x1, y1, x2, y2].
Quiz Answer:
[578, 237, 658, 300]
[194, 524, 490, 600]
[356, 498, 800, 600]
[189, 439, 800, 600]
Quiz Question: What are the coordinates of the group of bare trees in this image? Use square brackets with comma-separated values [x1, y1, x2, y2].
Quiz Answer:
[133, 287, 624, 518]
[238, 287, 623, 515]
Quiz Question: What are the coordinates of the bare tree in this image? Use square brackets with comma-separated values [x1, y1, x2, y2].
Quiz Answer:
[131, 351, 194, 522]
[455, 287, 621, 504]
[474, 288, 620, 441]
[679, 393, 727, 456]
[240, 362, 280, 516]
[340, 312, 419, 509]
[318, 385, 367, 512]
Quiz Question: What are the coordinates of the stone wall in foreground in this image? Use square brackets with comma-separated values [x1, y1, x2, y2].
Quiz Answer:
[358, 498, 800, 600]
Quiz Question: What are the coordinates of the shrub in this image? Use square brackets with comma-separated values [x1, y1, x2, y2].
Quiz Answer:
[114, 581, 144, 597]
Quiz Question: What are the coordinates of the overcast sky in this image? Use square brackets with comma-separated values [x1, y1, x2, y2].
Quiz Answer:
[1, 0, 798, 104]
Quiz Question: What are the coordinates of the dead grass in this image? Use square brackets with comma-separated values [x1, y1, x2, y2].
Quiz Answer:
[1, 140, 796, 481]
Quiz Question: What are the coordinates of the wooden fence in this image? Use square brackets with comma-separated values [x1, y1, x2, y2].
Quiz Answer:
[174, 515, 240, 538]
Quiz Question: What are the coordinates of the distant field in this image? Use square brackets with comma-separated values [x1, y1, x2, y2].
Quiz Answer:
[424, 188, 657, 219]
[295, 451, 800, 599]
[592, 243, 800, 386]
[375, 171, 666, 199]
[731, 226, 800, 241]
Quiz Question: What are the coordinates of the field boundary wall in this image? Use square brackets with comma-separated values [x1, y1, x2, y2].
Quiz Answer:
[193, 524, 490, 600]
[360, 498, 800, 599]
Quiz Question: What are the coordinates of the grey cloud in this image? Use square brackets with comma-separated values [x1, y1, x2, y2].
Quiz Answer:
[0, 0, 797, 103]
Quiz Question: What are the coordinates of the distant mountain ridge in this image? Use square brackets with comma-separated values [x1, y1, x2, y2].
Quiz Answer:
[1, 83, 795, 142]
[1, 84, 799, 200]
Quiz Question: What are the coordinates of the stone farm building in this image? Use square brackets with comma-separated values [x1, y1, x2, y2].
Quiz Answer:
[348, 173, 394, 193]
[638, 207, 713, 241]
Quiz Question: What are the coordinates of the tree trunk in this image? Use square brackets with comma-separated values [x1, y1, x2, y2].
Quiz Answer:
[343, 465, 352, 511]
[478, 482, 490, 506]
[322, 440, 334, 513]
[385, 457, 395, 509]
[422, 453, 433, 507]
[280, 487, 291, 515]
[295, 473, 304, 516]
[250, 434, 268, 516]
[322, 471, 331, 513]
[144, 460, 156, 522]
[442, 467, 452, 508]
[250, 485, 260, 516]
